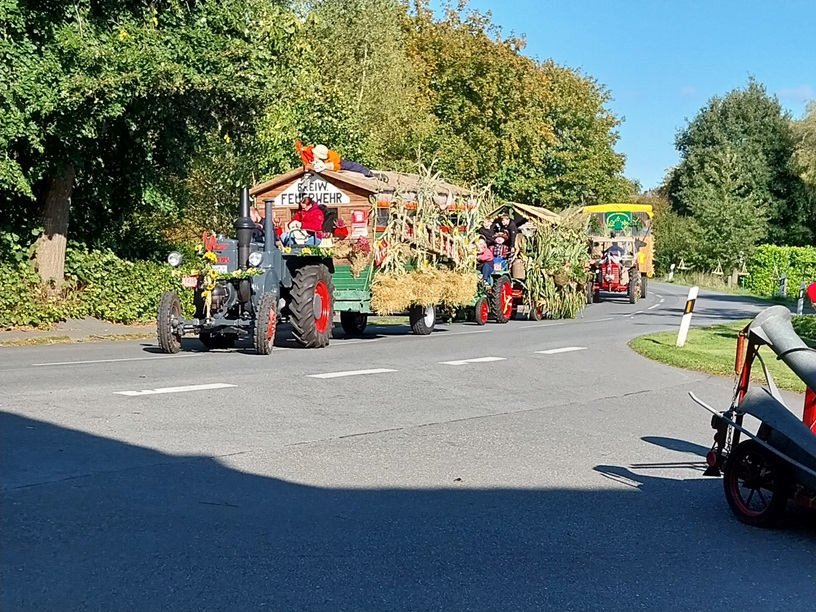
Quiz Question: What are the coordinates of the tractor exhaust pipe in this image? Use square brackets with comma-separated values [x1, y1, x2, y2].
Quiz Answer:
[235, 187, 254, 270]
[263, 199, 277, 256]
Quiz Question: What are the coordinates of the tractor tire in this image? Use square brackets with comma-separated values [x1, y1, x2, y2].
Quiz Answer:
[340, 312, 368, 337]
[586, 280, 594, 305]
[592, 289, 601, 303]
[253, 292, 277, 355]
[474, 297, 489, 326]
[409, 304, 436, 335]
[723, 440, 790, 528]
[529, 303, 546, 321]
[492, 276, 513, 324]
[199, 332, 236, 350]
[640, 274, 648, 298]
[628, 270, 639, 304]
[290, 264, 334, 348]
[157, 291, 182, 354]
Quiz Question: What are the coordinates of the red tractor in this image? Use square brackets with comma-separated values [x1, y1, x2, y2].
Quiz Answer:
[588, 237, 644, 304]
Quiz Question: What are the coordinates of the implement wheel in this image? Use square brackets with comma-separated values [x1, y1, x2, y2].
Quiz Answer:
[340, 312, 368, 337]
[290, 264, 334, 348]
[409, 304, 436, 335]
[492, 276, 513, 324]
[157, 291, 182, 354]
[723, 440, 789, 528]
[253, 292, 277, 355]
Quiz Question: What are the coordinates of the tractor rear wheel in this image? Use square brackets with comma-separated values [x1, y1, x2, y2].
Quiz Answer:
[199, 332, 236, 350]
[340, 312, 368, 337]
[157, 291, 182, 354]
[628, 270, 639, 304]
[409, 304, 436, 335]
[290, 264, 334, 348]
[474, 297, 489, 326]
[492, 276, 513, 324]
[253, 292, 277, 355]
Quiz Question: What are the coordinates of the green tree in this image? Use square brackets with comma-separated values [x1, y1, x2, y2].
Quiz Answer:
[791, 101, 816, 232]
[1, 0, 297, 283]
[669, 78, 813, 246]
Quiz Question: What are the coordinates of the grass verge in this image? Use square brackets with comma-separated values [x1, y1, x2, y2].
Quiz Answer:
[629, 316, 816, 394]
[659, 272, 799, 306]
[0, 333, 155, 347]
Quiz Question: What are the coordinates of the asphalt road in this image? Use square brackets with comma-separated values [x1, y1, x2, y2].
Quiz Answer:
[1, 282, 813, 611]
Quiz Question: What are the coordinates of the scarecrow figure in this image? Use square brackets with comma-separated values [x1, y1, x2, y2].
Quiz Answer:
[295, 141, 376, 178]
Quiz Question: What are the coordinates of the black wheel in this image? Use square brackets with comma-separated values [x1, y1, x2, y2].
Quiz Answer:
[253, 292, 277, 355]
[723, 440, 789, 528]
[474, 297, 489, 326]
[492, 276, 513, 324]
[592, 289, 601, 303]
[640, 274, 648, 298]
[586, 280, 594, 305]
[157, 291, 182, 354]
[409, 304, 436, 335]
[340, 312, 368, 337]
[529, 303, 545, 321]
[290, 264, 334, 348]
[628, 269, 639, 304]
[199, 332, 236, 350]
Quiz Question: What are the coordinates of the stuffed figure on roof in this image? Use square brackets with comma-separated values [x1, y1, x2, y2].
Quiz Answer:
[295, 141, 378, 178]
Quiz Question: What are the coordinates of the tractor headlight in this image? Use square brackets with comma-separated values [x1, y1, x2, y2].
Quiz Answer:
[248, 252, 263, 267]
[167, 251, 183, 267]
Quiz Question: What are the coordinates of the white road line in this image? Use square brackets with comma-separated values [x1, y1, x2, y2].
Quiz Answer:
[519, 316, 614, 330]
[631, 310, 645, 316]
[647, 303, 661, 310]
[309, 368, 397, 379]
[440, 357, 507, 366]
[115, 383, 236, 396]
[535, 347, 587, 355]
[33, 354, 201, 367]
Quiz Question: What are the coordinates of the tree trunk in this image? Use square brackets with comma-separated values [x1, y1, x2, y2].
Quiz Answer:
[34, 165, 75, 287]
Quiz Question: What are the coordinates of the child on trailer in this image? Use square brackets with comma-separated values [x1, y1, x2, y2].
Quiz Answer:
[476, 237, 494, 284]
[492, 231, 511, 272]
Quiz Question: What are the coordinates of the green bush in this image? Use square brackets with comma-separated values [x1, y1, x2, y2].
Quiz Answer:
[0, 245, 194, 329]
[744, 244, 816, 296]
[793, 315, 816, 345]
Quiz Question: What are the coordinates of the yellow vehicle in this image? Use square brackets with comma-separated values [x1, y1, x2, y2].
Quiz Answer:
[582, 203, 654, 301]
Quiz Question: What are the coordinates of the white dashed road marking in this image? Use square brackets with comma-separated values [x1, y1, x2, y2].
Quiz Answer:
[115, 383, 236, 396]
[309, 368, 397, 379]
[440, 357, 507, 366]
[535, 347, 587, 355]
[34, 355, 201, 367]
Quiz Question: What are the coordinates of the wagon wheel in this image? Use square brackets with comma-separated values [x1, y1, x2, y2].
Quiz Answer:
[722, 440, 790, 528]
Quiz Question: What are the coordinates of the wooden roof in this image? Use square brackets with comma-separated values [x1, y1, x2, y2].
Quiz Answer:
[249, 167, 475, 199]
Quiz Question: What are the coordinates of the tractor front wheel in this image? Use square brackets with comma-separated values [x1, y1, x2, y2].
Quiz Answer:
[340, 312, 368, 337]
[253, 292, 277, 355]
[474, 297, 489, 326]
[290, 264, 334, 348]
[157, 291, 182, 354]
[492, 276, 513, 324]
[640, 274, 648, 298]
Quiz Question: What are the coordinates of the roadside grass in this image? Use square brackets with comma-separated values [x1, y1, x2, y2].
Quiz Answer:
[0, 333, 155, 347]
[629, 316, 816, 394]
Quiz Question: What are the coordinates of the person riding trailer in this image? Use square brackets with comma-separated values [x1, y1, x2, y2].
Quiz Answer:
[281, 196, 325, 247]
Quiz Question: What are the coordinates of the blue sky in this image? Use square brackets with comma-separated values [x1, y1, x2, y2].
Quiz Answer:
[431, 0, 816, 190]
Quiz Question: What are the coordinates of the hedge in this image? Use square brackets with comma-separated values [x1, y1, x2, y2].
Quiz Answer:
[0, 247, 194, 329]
[744, 244, 816, 296]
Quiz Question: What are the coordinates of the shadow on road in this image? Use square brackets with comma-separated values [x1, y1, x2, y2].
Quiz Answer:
[2, 413, 814, 611]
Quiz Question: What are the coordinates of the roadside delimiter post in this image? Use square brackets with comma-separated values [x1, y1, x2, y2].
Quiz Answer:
[676, 285, 698, 348]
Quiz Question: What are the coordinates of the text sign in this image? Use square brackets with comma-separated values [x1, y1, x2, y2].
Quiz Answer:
[275, 176, 351, 207]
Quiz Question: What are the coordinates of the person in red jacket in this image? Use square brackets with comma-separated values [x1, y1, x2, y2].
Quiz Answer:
[281, 196, 325, 247]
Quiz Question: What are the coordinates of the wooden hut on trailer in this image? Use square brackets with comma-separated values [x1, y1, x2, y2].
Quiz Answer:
[249, 168, 481, 336]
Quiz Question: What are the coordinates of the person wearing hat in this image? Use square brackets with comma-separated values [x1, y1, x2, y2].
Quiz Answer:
[309, 144, 375, 178]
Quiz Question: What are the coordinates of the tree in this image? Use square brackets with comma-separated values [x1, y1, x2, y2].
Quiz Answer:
[0, 0, 297, 283]
[681, 146, 769, 270]
[791, 101, 816, 233]
[669, 78, 813, 246]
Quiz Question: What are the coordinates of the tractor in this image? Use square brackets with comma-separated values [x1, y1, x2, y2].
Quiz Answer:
[156, 188, 335, 354]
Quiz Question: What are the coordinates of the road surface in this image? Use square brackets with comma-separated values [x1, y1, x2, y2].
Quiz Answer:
[1, 282, 813, 611]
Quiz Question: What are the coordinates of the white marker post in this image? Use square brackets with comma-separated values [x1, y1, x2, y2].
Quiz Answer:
[676, 286, 698, 348]
[797, 282, 806, 316]
[667, 263, 676, 282]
